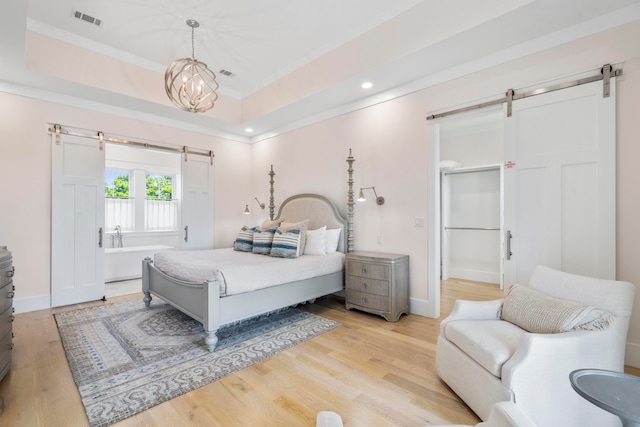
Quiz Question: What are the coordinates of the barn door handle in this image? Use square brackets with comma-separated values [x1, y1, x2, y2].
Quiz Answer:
[98, 227, 103, 248]
[184, 225, 189, 243]
[505, 230, 512, 260]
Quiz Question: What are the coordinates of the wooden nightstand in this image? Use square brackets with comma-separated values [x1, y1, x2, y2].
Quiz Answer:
[345, 251, 409, 322]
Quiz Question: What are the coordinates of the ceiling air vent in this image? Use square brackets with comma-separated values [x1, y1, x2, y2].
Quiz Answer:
[72, 10, 103, 27]
[219, 69, 234, 77]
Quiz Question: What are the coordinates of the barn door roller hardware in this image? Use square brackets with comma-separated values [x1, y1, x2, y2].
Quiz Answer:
[426, 63, 622, 120]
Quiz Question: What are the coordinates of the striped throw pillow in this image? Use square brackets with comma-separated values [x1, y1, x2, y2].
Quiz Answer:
[270, 227, 303, 258]
[252, 227, 277, 254]
[233, 226, 255, 252]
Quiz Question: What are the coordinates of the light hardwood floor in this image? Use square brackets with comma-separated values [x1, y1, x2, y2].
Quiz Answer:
[1, 279, 638, 426]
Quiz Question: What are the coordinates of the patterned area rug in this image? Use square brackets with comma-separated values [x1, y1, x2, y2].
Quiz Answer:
[54, 299, 340, 427]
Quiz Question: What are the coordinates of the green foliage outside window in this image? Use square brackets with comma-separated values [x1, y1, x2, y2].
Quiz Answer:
[105, 172, 173, 200]
[105, 173, 129, 198]
[146, 174, 173, 200]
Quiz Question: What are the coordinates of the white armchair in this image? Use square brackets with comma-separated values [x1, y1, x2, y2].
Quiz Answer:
[316, 411, 343, 427]
[431, 402, 537, 427]
[316, 402, 536, 427]
[436, 266, 635, 427]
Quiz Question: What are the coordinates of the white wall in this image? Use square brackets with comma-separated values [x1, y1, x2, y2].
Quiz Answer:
[439, 111, 504, 168]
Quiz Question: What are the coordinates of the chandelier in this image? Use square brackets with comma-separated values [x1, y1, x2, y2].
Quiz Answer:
[164, 19, 219, 113]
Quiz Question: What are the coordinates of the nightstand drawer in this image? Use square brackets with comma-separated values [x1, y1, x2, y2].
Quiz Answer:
[346, 260, 390, 281]
[346, 289, 390, 312]
[346, 275, 389, 296]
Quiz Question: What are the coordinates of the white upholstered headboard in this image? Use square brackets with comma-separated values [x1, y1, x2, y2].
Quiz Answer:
[274, 193, 348, 253]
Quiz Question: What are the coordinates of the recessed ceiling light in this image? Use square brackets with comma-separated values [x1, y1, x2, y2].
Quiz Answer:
[245, 128, 254, 133]
[361, 82, 373, 89]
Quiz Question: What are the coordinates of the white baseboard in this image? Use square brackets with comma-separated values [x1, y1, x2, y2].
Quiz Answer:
[448, 267, 500, 285]
[13, 294, 51, 314]
[625, 341, 640, 368]
[409, 297, 438, 318]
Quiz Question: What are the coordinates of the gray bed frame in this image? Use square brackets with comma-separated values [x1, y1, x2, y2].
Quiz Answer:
[143, 152, 356, 351]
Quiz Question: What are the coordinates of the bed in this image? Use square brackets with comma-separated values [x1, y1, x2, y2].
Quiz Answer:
[142, 152, 356, 351]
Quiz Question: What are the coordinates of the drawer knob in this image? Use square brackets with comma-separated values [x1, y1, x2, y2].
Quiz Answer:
[361, 268, 367, 274]
[362, 297, 367, 304]
[7, 292, 14, 299]
[7, 266, 14, 278]
[362, 282, 367, 289]
[10, 315, 14, 323]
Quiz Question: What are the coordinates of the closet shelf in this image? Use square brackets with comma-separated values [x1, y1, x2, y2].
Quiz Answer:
[444, 226, 500, 231]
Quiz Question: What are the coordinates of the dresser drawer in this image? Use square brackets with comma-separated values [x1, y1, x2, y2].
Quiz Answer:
[346, 260, 390, 281]
[346, 275, 389, 296]
[0, 282, 14, 314]
[0, 329, 12, 376]
[0, 307, 12, 344]
[0, 265, 13, 288]
[346, 289, 390, 312]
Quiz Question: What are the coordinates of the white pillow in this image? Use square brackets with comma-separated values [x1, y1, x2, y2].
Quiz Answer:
[325, 228, 341, 253]
[304, 226, 327, 255]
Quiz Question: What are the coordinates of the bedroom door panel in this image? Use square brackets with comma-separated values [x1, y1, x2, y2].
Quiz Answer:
[51, 134, 105, 307]
[181, 154, 214, 250]
[503, 79, 616, 287]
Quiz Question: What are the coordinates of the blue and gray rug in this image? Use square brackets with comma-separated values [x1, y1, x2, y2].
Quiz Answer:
[54, 299, 340, 427]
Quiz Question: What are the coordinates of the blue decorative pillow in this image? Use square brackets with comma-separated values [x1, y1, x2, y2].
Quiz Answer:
[252, 227, 277, 255]
[233, 226, 255, 252]
[270, 227, 303, 258]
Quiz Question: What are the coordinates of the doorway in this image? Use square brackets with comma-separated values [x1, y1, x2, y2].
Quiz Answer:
[438, 110, 504, 298]
[51, 124, 216, 307]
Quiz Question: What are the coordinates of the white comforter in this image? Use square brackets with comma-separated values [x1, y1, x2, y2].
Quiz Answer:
[153, 248, 345, 296]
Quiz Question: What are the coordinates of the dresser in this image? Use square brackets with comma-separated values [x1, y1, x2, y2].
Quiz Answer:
[345, 251, 409, 322]
[0, 247, 14, 382]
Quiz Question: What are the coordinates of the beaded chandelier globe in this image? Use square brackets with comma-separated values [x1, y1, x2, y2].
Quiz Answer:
[164, 19, 219, 113]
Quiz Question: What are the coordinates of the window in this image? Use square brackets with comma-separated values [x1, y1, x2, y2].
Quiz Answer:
[105, 169, 134, 231]
[105, 169, 130, 198]
[145, 174, 177, 231]
[105, 143, 181, 235]
[146, 174, 172, 200]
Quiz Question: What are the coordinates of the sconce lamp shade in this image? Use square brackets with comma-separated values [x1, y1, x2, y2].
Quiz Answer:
[357, 187, 385, 205]
[244, 197, 266, 214]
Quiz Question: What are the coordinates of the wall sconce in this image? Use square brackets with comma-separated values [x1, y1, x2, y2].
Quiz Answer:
[243, 197, 265, 214]
[357, 187, 385, 205]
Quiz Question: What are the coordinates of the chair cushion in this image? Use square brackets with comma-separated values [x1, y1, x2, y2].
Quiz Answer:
[445, 320, 526, 377]
[500, 284, 614, 334]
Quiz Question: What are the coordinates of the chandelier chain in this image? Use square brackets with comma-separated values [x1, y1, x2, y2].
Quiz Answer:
[191, 26, 195, 59]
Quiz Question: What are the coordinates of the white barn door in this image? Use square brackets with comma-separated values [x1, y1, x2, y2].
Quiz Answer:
[503, 79, 616, 287]
[181, 154, 214, 250]
[51, 133, 105, 306]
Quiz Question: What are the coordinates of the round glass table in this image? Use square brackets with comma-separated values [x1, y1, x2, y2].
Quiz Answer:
[570, 369, 640, 427]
